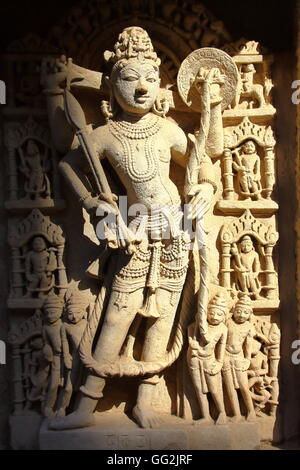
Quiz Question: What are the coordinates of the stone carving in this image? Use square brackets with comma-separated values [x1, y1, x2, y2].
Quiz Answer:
[8, 209, 68, 309]
[231, 235, 261, 300]
[220, 210, 279, 307]
[231, 140, 262, 200]
[248, 338, 271, 417]
[222, 295, 256, 422]
[188, 293, 228, 425]
[4, 117, 65, 212]
[217, 118, 278, 215]
[251, 317, 280, 417]
[8, 310, 47, 414]
[41, 25, 238, 431]
[56, 289, 88, 418]
[222, 40, 275, 120]
[234, 63, 267, 109]
[42, 293, 64, 418]
[177, 47, 238, 113]
[46, 0, 232, 77]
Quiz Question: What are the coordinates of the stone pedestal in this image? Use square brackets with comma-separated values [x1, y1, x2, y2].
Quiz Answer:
[40, 412, 262, 450]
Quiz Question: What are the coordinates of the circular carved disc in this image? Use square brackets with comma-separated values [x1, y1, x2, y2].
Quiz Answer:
[177, 47, 239, 112]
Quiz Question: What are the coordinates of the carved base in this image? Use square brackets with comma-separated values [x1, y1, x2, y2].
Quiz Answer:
[216, 199, 279, 216]
[10, 412, 43, 450]
[223, 105, 276, 123]
[5, 199, 66, 214]
[40, 411, 263, 450]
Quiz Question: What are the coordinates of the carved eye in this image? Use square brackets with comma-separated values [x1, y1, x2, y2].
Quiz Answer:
[123, 75, 139, 82]
[146, 76, 157, 83]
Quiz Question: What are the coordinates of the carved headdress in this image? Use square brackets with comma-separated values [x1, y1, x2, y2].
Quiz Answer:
[43, 292, 64, 310]
[235, 294, 252, 311]
[104, 26, 161, 69]
[102, 27, 167, 120]
[208, 293, 229, 314]
[65, 289, 88, 314]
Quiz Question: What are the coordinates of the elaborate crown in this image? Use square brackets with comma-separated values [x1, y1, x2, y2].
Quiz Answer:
[104, 27, 160, 67]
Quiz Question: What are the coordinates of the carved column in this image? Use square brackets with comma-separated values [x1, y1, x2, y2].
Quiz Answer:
[223, 148, 234, 200]
[264, 146, 275, 200]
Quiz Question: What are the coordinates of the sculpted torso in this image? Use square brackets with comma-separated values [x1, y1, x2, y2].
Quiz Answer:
[226, 318, 251, 356]
[198, 323, 227, 358]
[92, 117, 187, 207]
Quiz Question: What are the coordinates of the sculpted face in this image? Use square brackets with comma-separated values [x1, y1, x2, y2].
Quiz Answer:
[44, 307, 61, 324]
[32, 236, 46, 252]
[233, 306, 252, 324]
[240, 236, 253, 253]
[207, 306, 225, 325]
[67, 307, 85, 324]
[112, 59, 160, 115]
[243, 140, 256, 155]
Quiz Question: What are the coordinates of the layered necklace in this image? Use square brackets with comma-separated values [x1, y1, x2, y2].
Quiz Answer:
[108, 114, 161, 183]
[108, 113, 161, 140]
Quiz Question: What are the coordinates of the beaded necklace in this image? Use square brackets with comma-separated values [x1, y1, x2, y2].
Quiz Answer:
[108, 115, 161, 183]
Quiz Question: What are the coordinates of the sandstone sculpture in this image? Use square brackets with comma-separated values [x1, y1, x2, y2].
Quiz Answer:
[2, 6, 281, 449]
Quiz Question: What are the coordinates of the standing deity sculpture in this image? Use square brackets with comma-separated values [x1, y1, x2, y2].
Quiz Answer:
[25, 236, 57, 298]
[20, 139, 51, 200]
[187, 293, 228, 426]
[231, 235, 261, 299]
[42, 293, 64, 418]
[56, 290, 88, 418]
[232, 140, 262, 200]
[222, 295, 257, 422]
[41, 26, 239, 430]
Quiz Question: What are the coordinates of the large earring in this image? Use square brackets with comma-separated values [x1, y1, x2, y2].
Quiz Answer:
[152, 97, 169, 118]
[101, 98, 113, 122]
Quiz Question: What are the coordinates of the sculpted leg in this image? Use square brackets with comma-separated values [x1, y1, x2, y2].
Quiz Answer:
[50, 289, 143, 429]
[237, 371, 256, 421]
[133, 288, 181, 428]
[222, 369, 243, 422]
[187, 350, 213, 425]
[206, 374, 227, 425]
[44, 355, 61, 418]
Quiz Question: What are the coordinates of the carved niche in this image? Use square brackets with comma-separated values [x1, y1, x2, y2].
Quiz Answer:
[8, 209, 68, 309]
[220, 210, 279, 311]
[217, 117, 278, 215]
[4, 117, 65, 212]
[8, 310, 46, 416]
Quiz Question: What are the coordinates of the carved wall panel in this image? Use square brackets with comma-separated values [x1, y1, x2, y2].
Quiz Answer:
[0, 0, 286, 451]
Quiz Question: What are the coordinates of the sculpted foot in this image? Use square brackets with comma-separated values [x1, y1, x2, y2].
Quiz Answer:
[216, 412, 228, 425]
[246, 411, 257, 422]
[55, 408, 66, 418]
[132, 405, 164, 428]
[44, 407, 55, 418]
[230, 414, 243, 423]
[193, 417, 214, 426]
[49, 411, 95, 430]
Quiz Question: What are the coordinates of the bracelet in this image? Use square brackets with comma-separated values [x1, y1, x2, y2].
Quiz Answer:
[198, 178, 218, 194]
